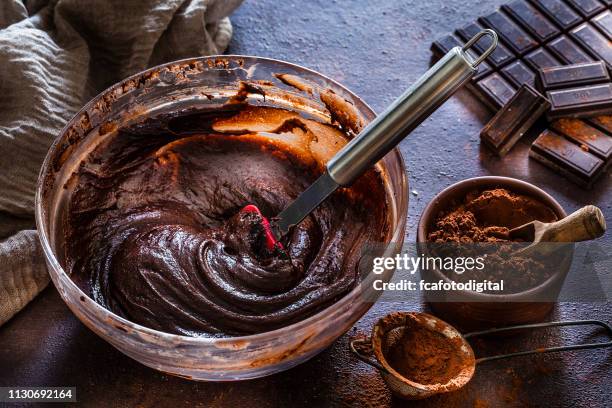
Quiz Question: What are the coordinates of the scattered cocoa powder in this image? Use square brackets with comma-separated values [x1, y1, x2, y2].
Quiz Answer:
[473, 398, 489, 408]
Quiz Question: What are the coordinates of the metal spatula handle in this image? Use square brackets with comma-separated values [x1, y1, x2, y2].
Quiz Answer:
[327, 29, 498, 186]
[274, 30, 498, 236]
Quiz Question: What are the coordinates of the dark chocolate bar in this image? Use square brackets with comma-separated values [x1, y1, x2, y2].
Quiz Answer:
[479, 11, 538, 55]
[501, 60, 537, 87]
[524, 47, 562, 70]
[476, 73, 517, 109]
[551, 118, 612, 160]
[432, 0, 612, 119]
[547, 83, 612, 119]
[546, 35, 594, 64]
[571, 23, 612, 68]
[530, 0, 583, 30]
[481, 84, 550, 156]
[431, 35, 493, 80]
[530, 129, 605, 188]
[537, 61, 609, 92]
[565, 0, 605, 18]
[502, 1, 560, 42]
[592, 10, 612, 39]
[456, 23, 515, 68]
[588, 115, 612, 132]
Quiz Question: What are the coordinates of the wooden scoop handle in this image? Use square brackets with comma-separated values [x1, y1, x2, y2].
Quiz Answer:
[543, 205, 606, 242]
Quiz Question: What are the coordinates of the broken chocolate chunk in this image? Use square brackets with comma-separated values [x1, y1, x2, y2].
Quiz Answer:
[481, 84, 549, 156]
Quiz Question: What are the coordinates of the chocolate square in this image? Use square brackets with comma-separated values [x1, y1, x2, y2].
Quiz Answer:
[530, 129, 605, 188]
[537, 61, 609, 92]
[546, 35, 594, 64]
[502, 60, 537, 87]
[547, 83, 612, 119]
[565, 0, 605, 18]
[531, 0, 583, 31]
[588, 115, 612, 132]
[456, 22, 515, 67]
[571, 23, 612, 68]
[551, 118, 612, 160]
[524, 47, 562, 70]
[479, 11, 538, 55]
[502, 0, 560, 42]
[476, 73, 517, 109]
[592, 10, 612, 39]
[481, 84, 550, 156]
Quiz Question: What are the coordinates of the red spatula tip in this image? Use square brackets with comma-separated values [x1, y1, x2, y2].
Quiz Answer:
[240, 204, 283, 251]
[241, 204, 260, 214]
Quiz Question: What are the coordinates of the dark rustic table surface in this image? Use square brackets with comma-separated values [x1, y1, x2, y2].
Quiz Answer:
[1, 0, 610, 407]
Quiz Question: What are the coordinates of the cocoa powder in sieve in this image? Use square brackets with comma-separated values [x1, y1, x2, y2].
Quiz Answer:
[384, 323, 464, 385]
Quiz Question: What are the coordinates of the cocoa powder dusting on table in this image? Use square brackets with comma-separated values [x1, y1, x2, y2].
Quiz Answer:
[473, 398, 489, 408]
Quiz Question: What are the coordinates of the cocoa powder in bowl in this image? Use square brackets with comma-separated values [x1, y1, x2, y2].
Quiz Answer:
[426, 188, 559, 293]
[416, 177, 570, 330]
[427, 188, 558, 243]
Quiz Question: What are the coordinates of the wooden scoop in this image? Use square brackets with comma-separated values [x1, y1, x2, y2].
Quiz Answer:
[509, 205, 606, 256]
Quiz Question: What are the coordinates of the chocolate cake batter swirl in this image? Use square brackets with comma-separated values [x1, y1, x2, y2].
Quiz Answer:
[65, 103, 389, 337]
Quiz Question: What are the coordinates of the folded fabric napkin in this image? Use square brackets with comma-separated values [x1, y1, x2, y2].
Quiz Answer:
[0, 0, 242, 326]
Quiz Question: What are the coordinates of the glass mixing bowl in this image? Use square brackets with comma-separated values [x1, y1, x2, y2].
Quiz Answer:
[35, 56, 408, 380]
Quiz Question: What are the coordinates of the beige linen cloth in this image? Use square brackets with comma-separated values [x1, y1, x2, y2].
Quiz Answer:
[0, 0, 242, 325]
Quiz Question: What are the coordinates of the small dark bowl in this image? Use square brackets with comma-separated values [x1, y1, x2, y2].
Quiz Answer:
[416, 176, 572, 331]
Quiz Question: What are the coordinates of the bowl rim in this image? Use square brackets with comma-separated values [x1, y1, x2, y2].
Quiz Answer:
[34, 54, 409, 347]
[416, 175, 570, 301]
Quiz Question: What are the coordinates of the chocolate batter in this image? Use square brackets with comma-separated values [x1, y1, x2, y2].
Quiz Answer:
[65, 103, 389, 337]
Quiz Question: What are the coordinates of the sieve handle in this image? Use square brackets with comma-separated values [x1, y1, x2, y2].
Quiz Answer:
[349, 338, 389, 374]
[464, 320, 612, 364]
